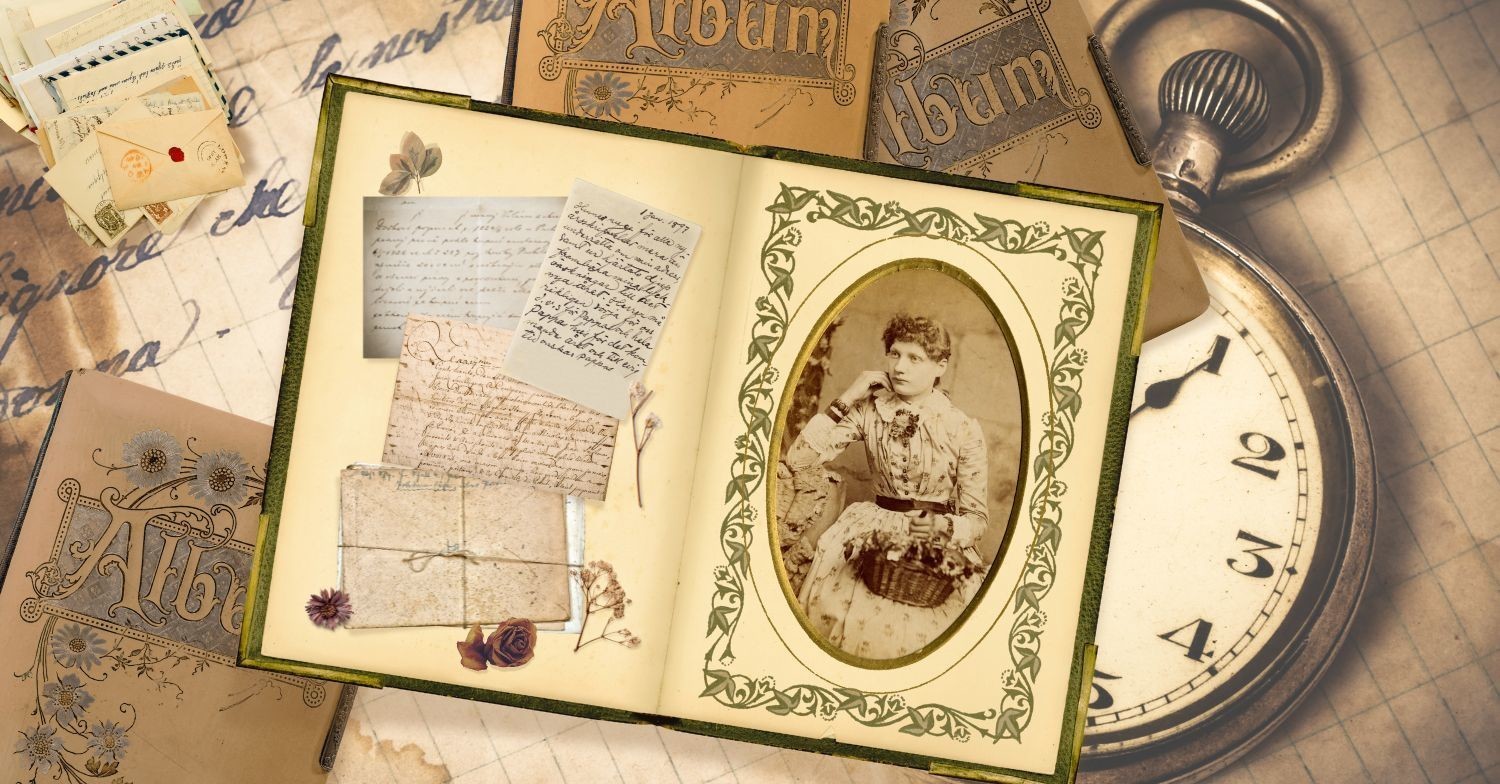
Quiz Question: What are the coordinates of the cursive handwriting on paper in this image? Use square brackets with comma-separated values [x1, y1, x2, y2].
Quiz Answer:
[505, 180, 700, 418]
[363, 197, 561, 357]
[384, 315, 616, 500]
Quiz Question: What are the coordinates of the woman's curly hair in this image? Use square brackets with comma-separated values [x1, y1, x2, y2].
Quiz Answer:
[882, 313, 952, 363]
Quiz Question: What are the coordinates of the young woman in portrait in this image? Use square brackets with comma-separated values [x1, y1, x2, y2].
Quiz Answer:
[785, 313, 990, 660]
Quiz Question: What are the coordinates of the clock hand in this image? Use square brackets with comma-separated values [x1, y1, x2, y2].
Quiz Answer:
[1131, 335, 1231, 417]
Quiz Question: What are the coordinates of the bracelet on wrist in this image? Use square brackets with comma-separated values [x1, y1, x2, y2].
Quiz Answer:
[827, 399, 851, 422]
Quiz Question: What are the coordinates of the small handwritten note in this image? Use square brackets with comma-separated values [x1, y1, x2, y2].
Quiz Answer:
[384, 315, 617, 500]
[362, 196, 563, 357]
[504, 180, 701, 418]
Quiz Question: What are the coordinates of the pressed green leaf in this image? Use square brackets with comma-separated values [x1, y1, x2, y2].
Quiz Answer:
[379, 170, 413, 196]
[420, 144, 443, 177]
[400, 131, 424, 171]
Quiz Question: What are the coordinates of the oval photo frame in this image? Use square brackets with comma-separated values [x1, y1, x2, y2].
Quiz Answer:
[767, 259, 1029, 670]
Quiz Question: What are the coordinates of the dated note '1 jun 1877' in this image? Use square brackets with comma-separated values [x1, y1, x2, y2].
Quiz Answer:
[504, 179, 700, 418]
[384, 315, 617, 500]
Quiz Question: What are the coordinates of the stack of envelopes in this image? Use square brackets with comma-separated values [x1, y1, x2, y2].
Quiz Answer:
[0, 0, 244, 247]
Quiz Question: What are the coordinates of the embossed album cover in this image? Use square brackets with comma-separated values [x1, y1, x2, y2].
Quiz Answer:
[506, 0, 1208, 340]
[508, 0, 887, 158]
[242, 78, 1162, 783]
[0, 371, 344, 783]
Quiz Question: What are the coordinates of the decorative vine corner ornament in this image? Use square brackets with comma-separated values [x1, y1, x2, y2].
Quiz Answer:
[700, 184, 1105, 744]
[13, 430, 325, 780]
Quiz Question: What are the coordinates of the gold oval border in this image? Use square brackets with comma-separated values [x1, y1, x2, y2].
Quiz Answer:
[764, 257, 1031, 672]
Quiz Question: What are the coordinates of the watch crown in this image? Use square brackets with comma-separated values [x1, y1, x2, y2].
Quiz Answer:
[1160, 49, 1270, 149]
[1153, 50, 1271, 216]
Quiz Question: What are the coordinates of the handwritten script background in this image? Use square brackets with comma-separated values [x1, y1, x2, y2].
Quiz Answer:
[2, 0, 1498, 781]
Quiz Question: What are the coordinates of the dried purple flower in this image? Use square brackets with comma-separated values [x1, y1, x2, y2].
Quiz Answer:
[457, 623, 489, 671]
[305, 588, 353, 630]
[486, 619, 538, 668]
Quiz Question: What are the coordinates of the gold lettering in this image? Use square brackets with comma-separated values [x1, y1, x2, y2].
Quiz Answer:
[173, 541, 222, 622]
[141, 530, 186, 626]
[816, 8, 838, 68]
[92, 512, 150, 622]
[688, 0, 729, 45]
[620, 0, 685, 59]
[933, 72, 1002, 127]
[1004, 50, 1054, 109]
[658, 0, 691, 45]
[786, 5, 819, 54]
[214, 562, 245, 635]
[977, 71, 1009, 114]
[897, 75, 958, 145]
[877, 88, 927, 158]
[736, 1, 780, 51]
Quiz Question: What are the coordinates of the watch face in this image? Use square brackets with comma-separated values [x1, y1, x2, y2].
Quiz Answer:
[1081, 221, 1373, 775]
[1087, 285, 1325, 747]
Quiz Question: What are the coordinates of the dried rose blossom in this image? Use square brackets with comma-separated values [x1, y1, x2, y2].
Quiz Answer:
[487, 619, 538, 668]
[305, 588, 353, 630]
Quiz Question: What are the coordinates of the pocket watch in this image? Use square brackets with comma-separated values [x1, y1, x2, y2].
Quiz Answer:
[1080, 0, 1376, 781]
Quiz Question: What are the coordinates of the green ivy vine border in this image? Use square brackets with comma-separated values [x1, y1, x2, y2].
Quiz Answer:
[701, 184, 1106, 743]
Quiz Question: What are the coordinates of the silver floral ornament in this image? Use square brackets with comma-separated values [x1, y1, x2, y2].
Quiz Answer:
[14, 725, 60, 772]
[86, 720, 129, 764]
[50, 623, 107, 672]
[121, 429, 182, 488]
[42, 673, 93, 725]
[188, 449, 251, 507]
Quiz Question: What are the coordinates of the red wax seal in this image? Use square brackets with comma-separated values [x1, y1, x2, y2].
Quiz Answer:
[168, 146, 185, 162]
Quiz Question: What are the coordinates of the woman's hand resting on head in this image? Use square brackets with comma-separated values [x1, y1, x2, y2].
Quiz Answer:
[837, 371, 890, 407]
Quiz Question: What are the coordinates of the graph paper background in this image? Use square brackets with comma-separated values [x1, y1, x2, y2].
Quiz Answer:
[0, 0, 1495, 781]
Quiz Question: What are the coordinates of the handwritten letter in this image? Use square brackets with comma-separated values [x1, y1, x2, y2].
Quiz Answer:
[505, 180, 701, 418]
[362, 196, 563, 357]
[384, 316, 617, 500]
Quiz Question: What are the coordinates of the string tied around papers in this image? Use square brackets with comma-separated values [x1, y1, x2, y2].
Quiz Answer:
[398, 543, 581, 573]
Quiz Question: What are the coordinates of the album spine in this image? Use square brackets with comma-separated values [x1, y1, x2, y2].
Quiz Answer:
[0, 369, 72, 584]
[501, 0, 525, 105]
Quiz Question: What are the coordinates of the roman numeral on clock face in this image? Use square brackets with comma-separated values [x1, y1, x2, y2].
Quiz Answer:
[1159, 619, 1215, 662]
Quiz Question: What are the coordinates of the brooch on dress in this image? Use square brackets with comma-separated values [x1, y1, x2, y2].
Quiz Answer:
[890, 409, 921, 446]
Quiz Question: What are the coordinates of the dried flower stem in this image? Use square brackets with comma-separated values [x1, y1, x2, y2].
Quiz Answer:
[629, 385, 660, 508]
[573, 561, 641, 652]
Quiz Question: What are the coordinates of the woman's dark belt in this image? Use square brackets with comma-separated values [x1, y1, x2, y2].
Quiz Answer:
[875, 495, 953, 515]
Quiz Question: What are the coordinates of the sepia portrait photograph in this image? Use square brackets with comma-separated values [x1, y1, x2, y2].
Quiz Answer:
[773, 263, 1026, 664]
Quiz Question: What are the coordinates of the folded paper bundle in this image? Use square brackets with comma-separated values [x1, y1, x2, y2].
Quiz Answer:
[337, 466, 578, 629]
[1, 0, 244, 247]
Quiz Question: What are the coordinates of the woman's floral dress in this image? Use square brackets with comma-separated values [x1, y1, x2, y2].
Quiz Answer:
[786, 389, 988, 659]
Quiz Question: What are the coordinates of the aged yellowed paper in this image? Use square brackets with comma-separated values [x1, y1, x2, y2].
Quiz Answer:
[384, 315, 619, 500]
[362, 196, 563, 358]
[338, 466, 571, 628]
[505, 179, 701, 418]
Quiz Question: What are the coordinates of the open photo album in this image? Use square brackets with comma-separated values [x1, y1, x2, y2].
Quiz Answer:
[241, 76, 1160, 783]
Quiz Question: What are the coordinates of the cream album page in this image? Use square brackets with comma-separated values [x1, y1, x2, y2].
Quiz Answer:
[659, 157, 1149, 776]
[252, 92, 745, 713]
